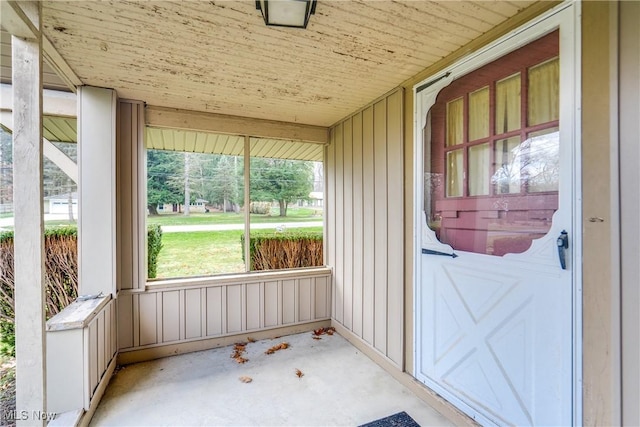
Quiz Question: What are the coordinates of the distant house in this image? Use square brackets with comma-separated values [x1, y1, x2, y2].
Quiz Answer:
[308, 191, 323, 208]
[44, 192, 78, 215]
[156, 198, 209, 214]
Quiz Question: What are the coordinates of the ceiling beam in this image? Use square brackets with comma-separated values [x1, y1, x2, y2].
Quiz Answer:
[1, 1, 39, 39]
[1, 83, 76, 116]
[43, 36, 83, 93]
[146, 106, 329, 145]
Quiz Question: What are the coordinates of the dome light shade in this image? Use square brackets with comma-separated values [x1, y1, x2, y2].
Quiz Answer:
[256, 0, 317, 29]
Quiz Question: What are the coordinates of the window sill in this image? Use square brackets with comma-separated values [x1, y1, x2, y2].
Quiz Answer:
[145, 266, 332, 291]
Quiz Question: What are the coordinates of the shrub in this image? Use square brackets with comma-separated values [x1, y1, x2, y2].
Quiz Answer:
[242, 230, 323, 271]
[147, 224, 163, 279]
[249, 202, 272, 215]
[0, 227, 78, 357]
[0, 225, 164, 355]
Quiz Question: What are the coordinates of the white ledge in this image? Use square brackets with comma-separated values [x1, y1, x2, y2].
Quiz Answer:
[46, 295, 111, 331]
[144, 267, 332, 291]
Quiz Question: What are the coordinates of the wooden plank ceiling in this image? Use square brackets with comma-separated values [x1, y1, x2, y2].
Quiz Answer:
[39, 0, 537, 128]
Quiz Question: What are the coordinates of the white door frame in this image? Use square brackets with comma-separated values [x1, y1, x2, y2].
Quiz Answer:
[412, 1, 583, 424]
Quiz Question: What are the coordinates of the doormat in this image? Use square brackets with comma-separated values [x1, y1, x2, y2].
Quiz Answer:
[359, 411, 420, 427]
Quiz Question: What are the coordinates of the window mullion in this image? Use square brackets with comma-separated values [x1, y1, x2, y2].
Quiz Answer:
[243, 135, 251, 272]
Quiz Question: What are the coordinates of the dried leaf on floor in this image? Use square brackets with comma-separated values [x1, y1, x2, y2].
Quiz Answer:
[295, 368, 304, 378]
[235, 356, 248, 364]
[247, 337, 256, 343]
[234, 343, 247, 351]
[265, 342, 290, 355]
[311, 326, 336, 338]
[239, 376, 253, 383]
[312, 336, 322, 340]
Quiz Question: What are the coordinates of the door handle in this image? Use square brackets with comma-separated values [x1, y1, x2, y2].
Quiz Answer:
[422, 248, 458, 258]
[557, 230, 569, 269]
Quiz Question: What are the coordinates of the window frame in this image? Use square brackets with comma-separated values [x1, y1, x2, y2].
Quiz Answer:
[144, 136, 327, 283]
[440, 55, 560, 200]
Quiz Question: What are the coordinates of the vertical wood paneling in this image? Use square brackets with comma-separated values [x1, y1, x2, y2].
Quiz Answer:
[117, 101, 145, 292]
[118, 102, 133, 291]
[264, 281, 279, 327]
[343, 118, 354, 330]
[133, 294, 140, 347]
[373, 99, 388, 355]
[328, 89, 404, 366]
[206, 287, 223, 336]
[362, 105, 376, 345]
[156, 293, 163, 344]
[226, 285, 243, 333]
[123, 271, 330, 352]
[282, 279, 296, 324]
[299, 278, 312, 321]
[326, 140, 336, 321]
[246, 283, 261, 330]
[110, 302, 117, 358]
[386, 90, 404, 366]
[334, 123, 345, 324]
[118, 294, 133, 349]
[104, 303, 111, 363]
[162, 291, 180, 342]
[88, 319, 98, 395]
[139, 293, 157, 346]
[315, 276, 329, 318]
[352, 112, 364, 337]
[185, 288, 202, 339]
[97, 312, 105, 383]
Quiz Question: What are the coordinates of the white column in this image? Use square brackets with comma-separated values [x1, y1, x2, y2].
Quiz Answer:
[11, 2, 47, 425]
[78, 86, 118, 296]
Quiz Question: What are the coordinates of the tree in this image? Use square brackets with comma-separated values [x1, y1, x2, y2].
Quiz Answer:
[250, 158, 313, 217]
[183, 153, 191, 216]
[209, 155, 240, 212]
[0, 130, 12, 210]
[147, 150, 183, 215]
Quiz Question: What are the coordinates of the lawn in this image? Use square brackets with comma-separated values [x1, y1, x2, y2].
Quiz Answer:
[147, 207, 322, 226]
[154, 226, 323, 279]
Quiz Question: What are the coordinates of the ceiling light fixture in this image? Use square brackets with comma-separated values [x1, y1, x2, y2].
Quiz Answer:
[255, 0, 317, 29]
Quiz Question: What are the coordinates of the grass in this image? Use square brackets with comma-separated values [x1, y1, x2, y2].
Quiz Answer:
[0, 353, 16, 427]
[0, 207, 322, 230]
[154, 226, 323, 279]
[147, 207, 322, 226]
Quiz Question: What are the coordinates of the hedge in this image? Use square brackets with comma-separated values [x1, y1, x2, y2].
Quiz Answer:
[0, 227, 78, 357]
[241, 231, 323, 271]
[147, 224, 163, 279]
[0, 225, 163, 356]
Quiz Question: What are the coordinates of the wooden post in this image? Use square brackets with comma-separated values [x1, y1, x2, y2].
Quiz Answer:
[10, 1, 47, 424]
[78, 86, 118, 296]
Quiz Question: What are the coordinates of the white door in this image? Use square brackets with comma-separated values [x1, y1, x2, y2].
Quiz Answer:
[414, 5, 579, 426]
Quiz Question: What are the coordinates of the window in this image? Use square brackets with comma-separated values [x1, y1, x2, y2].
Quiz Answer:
[146, 135, 324, 280]
[426, 31, 560, 256]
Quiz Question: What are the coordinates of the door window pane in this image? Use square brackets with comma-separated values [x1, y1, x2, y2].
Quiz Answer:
[528, 58, 559, 126]
[468, 87, 489, 141]
[495, 73, 521, 134]
[428, 31, 560, 257]
[524, 127, 559, 192]
[469, 143, 490, 196]
[446, 149, 463, 197]
[446, 97, 464, 147]
[493, 136, 522, 194]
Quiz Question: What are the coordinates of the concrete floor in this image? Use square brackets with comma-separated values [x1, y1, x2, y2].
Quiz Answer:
[90, 331, 453, 426]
